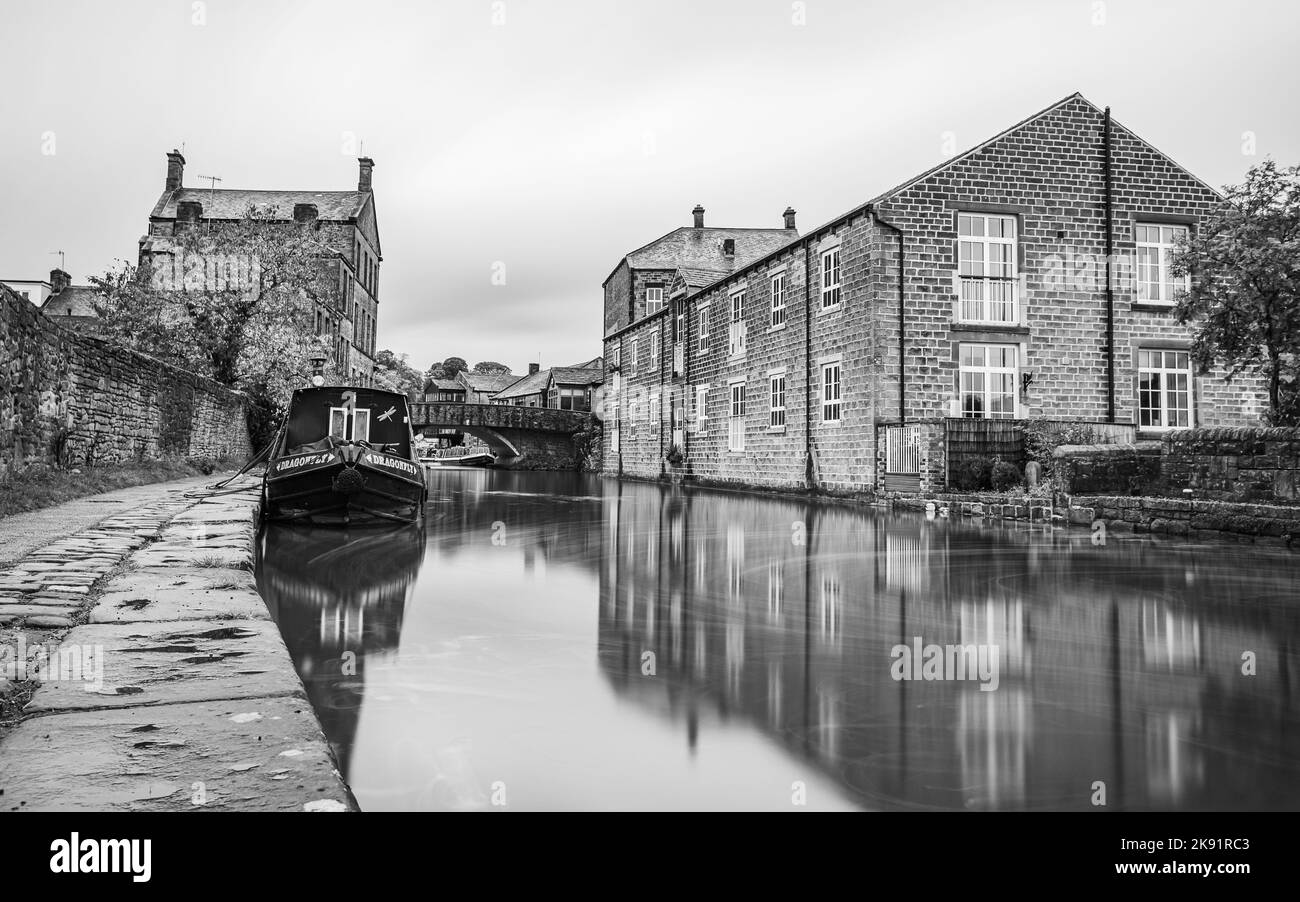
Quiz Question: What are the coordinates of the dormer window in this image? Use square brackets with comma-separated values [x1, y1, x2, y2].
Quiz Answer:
[293, 203, 319, 224]
[176, 201, 202, 231]
[722, 238, 736, 256]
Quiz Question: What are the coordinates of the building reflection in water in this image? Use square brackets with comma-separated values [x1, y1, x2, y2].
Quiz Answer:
[255, 469, 1300, 811]
[597, 479, 1300, 811]
[257, 522, 426, 777]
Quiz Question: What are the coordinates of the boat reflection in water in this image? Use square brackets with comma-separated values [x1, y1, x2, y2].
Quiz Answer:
[256, 521, 426, 776]
[258, 470, 1300, 811]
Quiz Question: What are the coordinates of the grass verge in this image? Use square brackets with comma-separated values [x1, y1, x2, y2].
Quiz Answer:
[0, 456, 245, 519]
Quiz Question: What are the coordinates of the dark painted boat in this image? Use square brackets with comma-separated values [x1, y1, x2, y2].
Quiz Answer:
[262, 386, 428, 525]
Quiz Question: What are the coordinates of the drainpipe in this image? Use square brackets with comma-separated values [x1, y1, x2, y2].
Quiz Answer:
[1103, 106, 1116, 423]
[872, 208, 907, 424]
[803, 241, 814, 491]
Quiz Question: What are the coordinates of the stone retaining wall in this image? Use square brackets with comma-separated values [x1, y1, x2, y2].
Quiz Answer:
[1161, 426, 1300, 502]
[1053, 442, 1162, 495]
[1, 285, 250, 477]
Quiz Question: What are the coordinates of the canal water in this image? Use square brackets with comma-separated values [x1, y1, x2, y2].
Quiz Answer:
[256, 468, 1300, 811]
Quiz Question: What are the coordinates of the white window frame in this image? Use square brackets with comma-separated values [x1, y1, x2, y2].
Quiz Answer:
[649, 328, 660, 365]
[957, 212, 1019, 325]
[645, 285, 665, 315]
[693, 384, 708, 432]
[1137, 348, 1193, 430]
[820, 247, 841, 311]
[628, 338, 639, 376]
[328, 407, 371, 442]
[728, 378, 747, 452]
[958, 343, 1019, 420]
[769, 370, 787, 431]
[697, 304, 711, 352]
[770, 272, 787, 329]
[728, 289, 747, 357]
[820, 360, 842, 424]
[1135, 223, 1190, 305]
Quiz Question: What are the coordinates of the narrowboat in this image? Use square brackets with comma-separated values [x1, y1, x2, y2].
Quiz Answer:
[262, 386, 428, 525]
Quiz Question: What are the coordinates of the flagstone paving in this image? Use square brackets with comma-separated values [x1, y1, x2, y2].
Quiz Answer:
[0, 476, 353, 812]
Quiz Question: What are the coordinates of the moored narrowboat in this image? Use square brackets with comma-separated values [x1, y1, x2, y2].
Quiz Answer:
[263, 386, 428, 525]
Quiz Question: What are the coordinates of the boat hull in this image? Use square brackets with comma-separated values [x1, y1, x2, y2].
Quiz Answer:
[263, 447, 427, 526]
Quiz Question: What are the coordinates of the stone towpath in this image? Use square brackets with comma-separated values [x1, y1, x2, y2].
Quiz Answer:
[0, 476, 354, 812]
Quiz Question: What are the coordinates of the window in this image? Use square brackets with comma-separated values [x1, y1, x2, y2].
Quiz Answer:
[697, 305, 711, 351]
[959, 343, 1018, 419]
[646, 286, 665, 315]
[693, 385, 708, 432]
[821, 362, 841, 423]
[1136, 223, 1190, 304]
[629, 338, 639, 376]
[769, 373, 786, 429]
[728, 291, 746, 356]
[770, 273, 787, 327]
[559, 387, 590, 411]
[1138, 349, 1192, 429]
[649, 329, 660, 364]
[611, 345, 621, 371]
[328, 407, 370, 442]
[820, 248, 841, 310]
[728, 381, 746, 451]
[958, 212, 1018, 324]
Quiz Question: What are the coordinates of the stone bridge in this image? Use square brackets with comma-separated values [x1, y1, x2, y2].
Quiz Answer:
[410, 402, 596, 469]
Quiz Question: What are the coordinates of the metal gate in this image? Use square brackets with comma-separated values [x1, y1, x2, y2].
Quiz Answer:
[886, 425, 922, 474]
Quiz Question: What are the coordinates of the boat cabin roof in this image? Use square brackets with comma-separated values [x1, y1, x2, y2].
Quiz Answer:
[282, 386, 414, 455]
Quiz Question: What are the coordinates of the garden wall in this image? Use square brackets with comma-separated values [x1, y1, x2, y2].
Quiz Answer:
[1, 285, 251, 478]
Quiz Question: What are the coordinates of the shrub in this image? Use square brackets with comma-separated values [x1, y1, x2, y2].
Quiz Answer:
[952, 457, 994, 491]
[991, 459, 1023, 492]
[1023, 421, 1099, 476]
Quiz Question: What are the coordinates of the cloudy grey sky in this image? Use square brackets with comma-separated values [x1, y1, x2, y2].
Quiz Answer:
[2, 0, 1297, 374]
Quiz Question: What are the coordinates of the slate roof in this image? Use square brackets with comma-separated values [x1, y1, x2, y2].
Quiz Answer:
[494, 369, 551, 400]
[550, 366, 604, 386]
[615, 227, 795, 279]
[675, 268, 727, 290]
[150, 189, 370, 222]
[427, 379, 464, 392]
[459, 371, 519, 394]
[42, 285, 103, 318]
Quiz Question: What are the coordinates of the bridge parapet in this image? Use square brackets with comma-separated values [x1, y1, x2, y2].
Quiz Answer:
[410, 402, 597, 470]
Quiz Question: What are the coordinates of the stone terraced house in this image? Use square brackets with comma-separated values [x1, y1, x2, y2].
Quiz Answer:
[602, 93, 1267, 495]
[138, 150, 383, 385]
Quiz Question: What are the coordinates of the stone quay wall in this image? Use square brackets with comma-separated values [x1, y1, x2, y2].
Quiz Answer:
[1, 285, 251, 478]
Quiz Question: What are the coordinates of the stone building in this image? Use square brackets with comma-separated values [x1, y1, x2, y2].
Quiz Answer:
[138, 150, 382, 385]
[602, 93, 1267, 494]
[494, 358, 605, 410]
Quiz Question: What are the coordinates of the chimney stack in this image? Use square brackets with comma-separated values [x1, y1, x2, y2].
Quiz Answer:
[50, 269, 71, 294]
[528, 362, 540, 375]
[358, 157, 375, 193]
[692, 204, 705, 229]
[165, 149, 185, 193]
[783, 206, 797, 230]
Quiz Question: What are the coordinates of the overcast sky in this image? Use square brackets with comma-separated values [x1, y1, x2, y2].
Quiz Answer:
[2, 0, 1297, 374]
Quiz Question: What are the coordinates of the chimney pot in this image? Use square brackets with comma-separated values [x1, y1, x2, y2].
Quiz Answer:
[50, 269, 71, 294]
[783, 206, 797, 230]
[358, 157, 375, 193]
[165, 149, 186, 193]
[692, 204, 705, 229]
[528, 362, 540, 375]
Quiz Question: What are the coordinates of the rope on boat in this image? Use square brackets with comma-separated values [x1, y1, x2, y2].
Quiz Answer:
[184, 438, 275, 499]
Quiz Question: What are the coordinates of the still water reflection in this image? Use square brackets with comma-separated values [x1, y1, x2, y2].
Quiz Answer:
[256, 468, 1300, 811]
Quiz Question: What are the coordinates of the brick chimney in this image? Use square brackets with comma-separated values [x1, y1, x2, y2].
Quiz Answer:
[358, 157, 375, 192]
[165, 149, 185, 192]
[692, 204, 705, 229]
[49, 268, 71, 294]
[783, 206, 797, 230]
[528, 362, 540, 375]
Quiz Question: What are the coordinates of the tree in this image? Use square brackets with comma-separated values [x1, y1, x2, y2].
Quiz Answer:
[91, 208, 340, 444]
[373, 349, 425, 400]
[424, 356, 468, 390]
[1173, 160, 1300, 424]
[473, 360, 512, 375]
